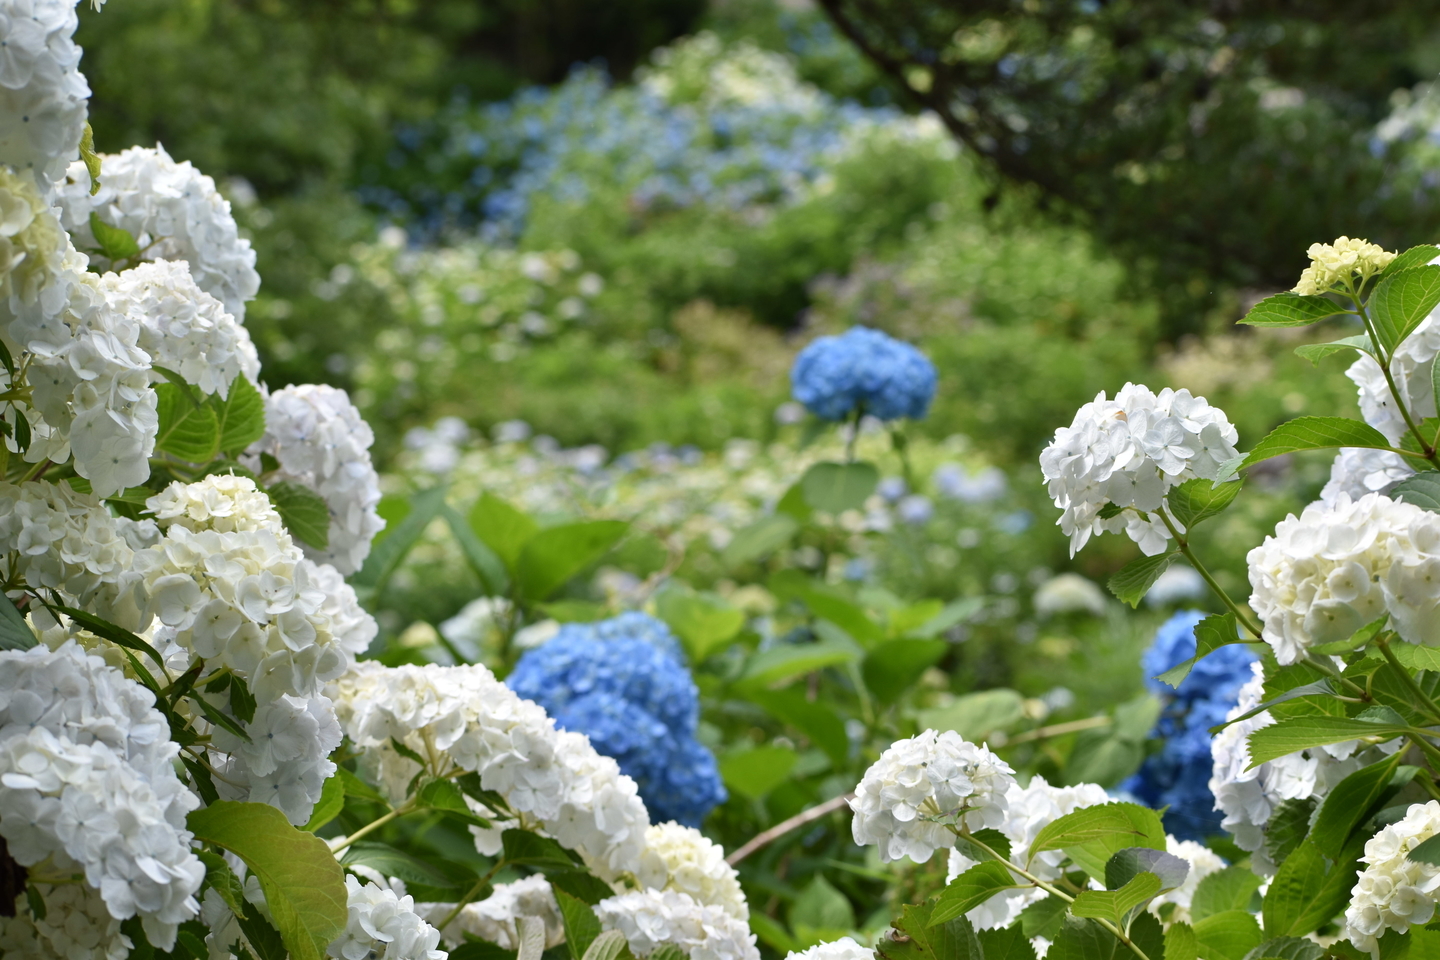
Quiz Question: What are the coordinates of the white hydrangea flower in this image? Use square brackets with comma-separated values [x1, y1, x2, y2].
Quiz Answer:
[1039, 383, 1240, 557]
[328, 661, 651, 881]
[596, 889, 760, 960]
[209, 692, 342, 826]
[1211, 664, 1395, 876]
[945, 775, 1110, 928]
[850, 729, 1015, 864]
[245, 384, 384, 575]
[1345, 801, 1440, 954]
[1346, 312, 1440, 444]
[0, 883, 132, 960]
[0, 165, 66, 308]
[1321, 448, 1415, 505]
[417, 874, 565, 950]
[638, 822, 748, 920]
[1294, 237, 1396, 296]
[328, 876, 445, 960]
[784, 938, 874, 960]
[1246, 492, 1440, 664]
[147, 473, 284, 535]
[0, 0, 89, 184]
[1150, 836, 1225, 925]
[101, 258, 260, 397]
[56, 146, 260, 317]
[0, 642, 204, 950]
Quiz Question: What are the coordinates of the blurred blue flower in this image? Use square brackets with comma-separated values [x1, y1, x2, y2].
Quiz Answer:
[789, 326, 937, 421]
[1122, 609, 1258, 840]
[506, 612, 726, 825]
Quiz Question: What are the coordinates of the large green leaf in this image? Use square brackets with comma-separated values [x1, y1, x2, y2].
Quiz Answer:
[929, 861, 1023, 925]
[1241, 937, 1324, 960]
[89, 211, 140, 260]
[516, 520, 628, 601]
[1071, 872, 1163, 928]
[500, 829, 581, 869]
[1392, 472, 1440, 513]
[0, 592, 36, 651]
[1293, 335, 1376, 366]
[862, 638, 947, 703]
[736, 639, 858, 688]
[340, 841, 469, 895]
[722, 514, 800, 567]
[1309, 754, 1409, 857]
[800, 461, 880, 513]
[917, 689, 1025, 743]
[1028, 802, 1166, 882]
[1157, 613, 1242, 688]
[1369, 265, 1440, 353]
[266, 481, 330, 550]
[655, 584, 745, 661]
[1246, 716, 1409, 767]
[211, 375, 266, 454]
[1383, 245, 1440, 277]
[1262, 837, 1363, 937]
[1263, 798, 1317, 870]
[1222, 417, 1396, 480]
[1238, 293, 1347, 327]
[979, 926, 1039, 960]
[718, 745, 797, 801]
[1190, 867, 1263, 923]
[877, 902, 982, 960]
[748, 687, 849, 767]
[188, 801, 347, 960]
[791, 875, 855, 932]
[1167, 478, 1242, 531]
[469, 493, 539, 572]
[1108, 552, 1178, 608]
[441, 503, 508, 596]
[555, 889, 602, 960]
[1166, 922, 1199, 960]
[1193, 911, 1263, 960]
[156, 381, 221, 463]
[352, 486, 448, 592]
[1046, 916, 1123, 960]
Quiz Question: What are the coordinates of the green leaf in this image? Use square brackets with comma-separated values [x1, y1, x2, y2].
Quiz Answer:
[722, 514, 800, 567]
[234, 909, 288, 960]
[1311, 616, 1389, 656]
[1167, 479, 1243, 531]
[1385, 245, 1440, 277]
[1294, 335, 1376, 366]
[798, 587, 885, 645]
[1028, 802, 1166, 882]
[1047, 916, 1123, 960]
[1410, 834, 1440, 866]
[1223, 417, 1396, 480]
[0, 592, 36, 651]
[1193, 911, 1263, 960]
[188, 801, 347, 960]
[501, 829, 581, 869]
[1262, 837, 1363, 937]
[1247, 716, 1409, 767]
[1241, 938, 1324, 960]
[862, 638, 948, 703]
[736, 639, 858, 689]
[1239, 293, 1347, 327]
[1106, 847, 1190, 892]
[655, 584, 745, 661]
[196, 849, 247, 920]
[1370, 265, 1440, 353]
[718, 745, 797, 801]
[556, 889, 602, 960]
[1019, 896, 1070, 942]
[952, 829, 1013, 865]
[469, 493, 538, 572]
[89, 210, 140, 260]
[1191, 868, 1263, 923]
[441, 503, 507, 596]
[791, 875, 855, 932]
[340, 842, 470, 895]
[776, 481, 812, 521]
[351, 486, 447, 593]
[266, 481, 330, 550]
[79, 123, 101, 193]
[979, 926, 1038, 960]
[1108, 552, 1178, 608]
[1157, 613, 1241, 688]
[1392, 472, 1440, 512]
[1166, 923, 1199, 960]
[917, 689, 1026, 743]
[417, 778, 491, 827]
[516, 520, 628, 601]
[930, 861, 1023, 925]
[800, 461, 880, 513]
[337, 766, 386, 802]
[878, 902, 982, 960]
[1071, 872, 1163, 928]
[1263, 799, 1317, 870]
[1310, 753, 1409, 857]
[582, 931, 636, 960]
[52, 604, 166, 672]
[748, 687, 849, 768]
[211, 375, 266, 454]
[155, 381, 220, 463]
[302, 774, 344, 832]
[909, 597, 986, 638]
[548, 870, 617, 907]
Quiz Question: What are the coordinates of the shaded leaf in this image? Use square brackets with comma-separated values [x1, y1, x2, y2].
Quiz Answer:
[1167, 478, 1242, 531]
[302, 774, 344, 832]
[0, 592, 36, 651]
[800, 461, 880, 513]
[469, 493, 538, 572]
[1193, 911, 1263, 960]
[1223, 417, 1396, 480]
[211, 375, 266, 453]
[1393, 472, 1440, 513]
[156, 381, 220, 463]
[516, 520, 628, 601]
[1294, 335, 1375, 366]
[556, 889, 601, 960]
[1109, 552, 1178, 609]
[1191, 867, 1263, 923]
[89, 211, 139, 260]
[930, 861, 1022, 925]
[722, 514, 800, 567]
[267, 481, 330, 551]
[1370, 265, 1440, 352]
[1071, 872, 1163, 927]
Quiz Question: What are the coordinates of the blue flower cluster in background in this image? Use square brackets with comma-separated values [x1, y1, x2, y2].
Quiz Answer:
[506, 612, 727, 825]
[1121, 610, 1258, 840]
[790, 326, 937, 421]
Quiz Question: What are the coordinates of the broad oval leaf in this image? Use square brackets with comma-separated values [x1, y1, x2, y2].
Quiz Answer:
[1225, 417, 1397, 480]
[1167, 478, 1242, 531]
[800, 460, 880, 514]
[1391, 472, 1440, 512]
[1109, 552, 1178, 608]
[0, 592, 36, 651]
[1293, 335, 1375, 366]
[1369, 265, 1440, 353]
[722, 514, 800, 568]
[156, 381, 221, 463]
[1239, 293, 1346, 327]
[1027, 802, 1165, 881]
[266, 480, 331, 550]
[212, 374, 267, 453]
[930, 861, 1022, 925]
[516, 519, 628, 601]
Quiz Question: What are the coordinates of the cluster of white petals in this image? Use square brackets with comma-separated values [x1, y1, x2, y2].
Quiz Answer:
[639, 822, 747, 920]
[850, 729, 1014, 864]
[0, 882, 132, 960]
[146, 474, 284, 536]
[784, 938, 874, 960]
[0, 0, 88, 184]
[1321, 448, 1415, 505]
[0, 165, 65, 305]
[57, 145, 260, 317]
[1347, 312, 1440, 444]
[0, 642, 203, 950]
[246, 384, 384, 575]
[209, 691, 342, 825]
[1039, 383, 1240, 557]
[329, 661, 651, 881]
[1150, 837, 1225, 925]
[1345, 801, 1440, 954]
[419, 875, 565, 950]
[101, 258, 259, 397]
[1293, 237, 1397, 296]
[596, 889, 760, 960]
[1247, 492, 1440, 663]
[1210, 664, 1393, 876]
[945, 775, 1110, 928]
[329, 876, 445, 960]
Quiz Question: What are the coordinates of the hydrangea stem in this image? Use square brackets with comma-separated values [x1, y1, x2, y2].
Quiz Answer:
[1153, 510, 1262, 639]
[328, 797, 416, 853]
[1345, 279, 1440, 469]
[437, 859, 508, 932]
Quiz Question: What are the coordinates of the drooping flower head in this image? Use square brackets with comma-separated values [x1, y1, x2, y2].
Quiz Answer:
[790, 326, 936, 422]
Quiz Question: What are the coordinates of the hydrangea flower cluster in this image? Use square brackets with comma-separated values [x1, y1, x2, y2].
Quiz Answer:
[0, 0, 88, 184]
[1121, 611, 1257, 840]
[146, 473, 283, 535]
[595, 889, 760, 960]
[1346, 312, 1440, 444]
[418, 875, 564, 950]
[244, 383, 385, 575]
[1292, 237, 1397, 296]
[0, 643, 204, 950]
[1322, 447, 1415, 504]
[329, 876, 445, 960]
[1246, 491, 1440, 664]
[638, 822, 748, 920]
[506, 613, 726, 826]
[0, 164, 65, 302]
[0, 881, 132, 960]
[1344, 801, 1440, 952]
[1039, 383, 1241, 557]
[850, 729, 1015, 863]
[789, 326, 937, 422]
[56, 145, 260, 318]
[783, 938, 875, 960]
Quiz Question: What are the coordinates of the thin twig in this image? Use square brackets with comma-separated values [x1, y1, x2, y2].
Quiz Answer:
[726, 794, 854, 866]
[1000, 715, 1111, 746]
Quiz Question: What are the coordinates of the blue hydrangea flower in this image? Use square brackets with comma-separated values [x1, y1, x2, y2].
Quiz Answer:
[1122, 609, 1258, 840]
[506, 613, 727, 826]
[789, 326, 937, 421]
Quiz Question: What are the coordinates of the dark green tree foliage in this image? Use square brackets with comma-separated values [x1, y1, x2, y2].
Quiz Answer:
[815, 0, 1440, 334]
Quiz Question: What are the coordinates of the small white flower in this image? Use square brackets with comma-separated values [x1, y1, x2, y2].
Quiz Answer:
[1345, 801, 1440, 954]
[596, 889, 759, 960]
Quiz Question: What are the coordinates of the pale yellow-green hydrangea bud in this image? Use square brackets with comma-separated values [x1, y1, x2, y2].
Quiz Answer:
[1293, 236, 1397, 295]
